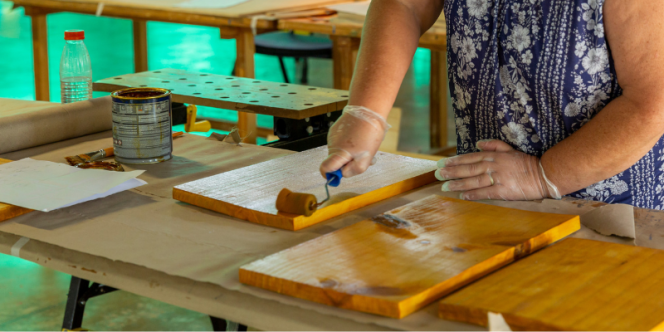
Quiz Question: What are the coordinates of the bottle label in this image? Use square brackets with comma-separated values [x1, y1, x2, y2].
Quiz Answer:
[111, 99, 173, 161]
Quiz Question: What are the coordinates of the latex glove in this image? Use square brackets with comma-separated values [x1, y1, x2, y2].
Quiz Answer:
[436, 140, 561, 201]
[320, 105, 391, 178]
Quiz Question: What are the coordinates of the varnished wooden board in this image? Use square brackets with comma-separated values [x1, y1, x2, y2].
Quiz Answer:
[93, 69, 348, 120]
[13, 0, 352, 18]
[173, 147, 437, 231]
[239, 195, 580, 318]
[439, 238, 664, 331]
[0, 159, 33, 223]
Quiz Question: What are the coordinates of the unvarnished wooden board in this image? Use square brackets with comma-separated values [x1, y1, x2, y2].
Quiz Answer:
[173, 147, 437, 230]
[0, 159, 33, 223]
[94, 69, 348, 120]
[239, 195, 580, 318]
[439, 238, 664, 331]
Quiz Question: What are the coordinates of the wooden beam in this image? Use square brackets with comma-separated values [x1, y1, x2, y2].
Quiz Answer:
[430, 50, 449, 149]
[132, 19, 149, 72]
[28, 8, 50, 101]
[232, 28, 258, 144]
[331, 35, 360, 90]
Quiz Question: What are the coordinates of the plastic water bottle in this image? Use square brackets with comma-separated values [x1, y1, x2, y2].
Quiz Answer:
[60, 29, 92, 103]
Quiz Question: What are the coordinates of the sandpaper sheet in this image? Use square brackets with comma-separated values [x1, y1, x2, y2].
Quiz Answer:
[1, 132, 664, 330]
[0, 97, 112, 154]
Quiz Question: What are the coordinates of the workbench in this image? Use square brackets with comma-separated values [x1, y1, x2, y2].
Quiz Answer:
[2, 129, 664, 330]
[278, 14, 451, 152]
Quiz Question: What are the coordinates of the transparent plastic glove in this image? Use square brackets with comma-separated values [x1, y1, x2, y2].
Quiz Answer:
[435, 139, 561, 201]
[320, 105, 391, 178]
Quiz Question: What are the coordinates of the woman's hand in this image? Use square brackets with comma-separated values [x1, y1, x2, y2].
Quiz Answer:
[437, 140, 560, 201]
[320, 106, 390, 178]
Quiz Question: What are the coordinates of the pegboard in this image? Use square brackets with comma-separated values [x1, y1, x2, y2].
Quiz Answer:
[94, 69, 349, 119]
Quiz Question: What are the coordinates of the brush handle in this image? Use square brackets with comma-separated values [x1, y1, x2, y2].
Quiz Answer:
[103, 147, 115, 158]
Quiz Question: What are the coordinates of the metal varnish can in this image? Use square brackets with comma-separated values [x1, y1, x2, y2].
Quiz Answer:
[111, 88, 173, 164]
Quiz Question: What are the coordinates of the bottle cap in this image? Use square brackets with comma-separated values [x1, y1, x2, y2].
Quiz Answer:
[64, 30, 85, 41]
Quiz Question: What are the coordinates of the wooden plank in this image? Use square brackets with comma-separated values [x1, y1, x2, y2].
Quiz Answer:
[93, 68, 349, 120]
[439, 238, 664, 331]
[28, 9, 50, 101]
[331, 35, 360, 90]
[239, 195, 580, 318]
[234, 28, 258, 144]
[430, 50, 449, 149]
[132, 19, 149, 73]
[0, 159, 33, 223]
[11, 0, 277, 28]
[173, 147, 438, 231]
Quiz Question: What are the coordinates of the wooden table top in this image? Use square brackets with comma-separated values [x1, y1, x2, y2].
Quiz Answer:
[94, 68, 349, 119]
[11, 0, 354, 28]
[279, 15, 447, 51]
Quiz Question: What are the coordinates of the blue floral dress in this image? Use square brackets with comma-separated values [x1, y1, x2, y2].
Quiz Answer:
[445, 0, 664, 209]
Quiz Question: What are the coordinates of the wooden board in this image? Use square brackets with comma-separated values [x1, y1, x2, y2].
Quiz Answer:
[239, 195, 580, 318]
[173, 147, 437, 231]
[13, 0, 352, 19]
[0, 159, 33, 223]
[94, 69, 348, 120]
[439, 238, 664, 331]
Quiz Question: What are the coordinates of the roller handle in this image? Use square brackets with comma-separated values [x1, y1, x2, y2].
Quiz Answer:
[326, 170, 343, 187]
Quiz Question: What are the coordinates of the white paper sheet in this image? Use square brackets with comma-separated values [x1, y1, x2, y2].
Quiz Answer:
[0, 158, 145, 212]
[174, 0, 249, 8]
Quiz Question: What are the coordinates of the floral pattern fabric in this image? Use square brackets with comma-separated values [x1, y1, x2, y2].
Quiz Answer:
[445, 0, 664, 208]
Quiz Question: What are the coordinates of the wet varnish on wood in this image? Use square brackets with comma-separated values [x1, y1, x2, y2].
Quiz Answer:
[439, 238, 664, 331]
[239, 195, 580, 318]
[173, 147, 437, 231]
[0, 159, 33, 223]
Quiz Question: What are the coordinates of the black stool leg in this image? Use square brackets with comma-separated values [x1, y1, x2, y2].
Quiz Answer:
[278, 56, 290, 83]
[210, 316, 248, 331]
[301, 58, 309, 84]
[62, 277, 90, 330]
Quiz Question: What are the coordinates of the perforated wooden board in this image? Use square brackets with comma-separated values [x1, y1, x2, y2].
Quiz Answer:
[0, 159, 33, 223]
[173, 147, 437, 230]
[439, 238, 664, 331]
[94, 69, 349, 119]
[239, 195, 580, 318]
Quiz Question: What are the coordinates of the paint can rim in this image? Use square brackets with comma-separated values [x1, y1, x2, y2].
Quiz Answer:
[111, 87, 171, 100]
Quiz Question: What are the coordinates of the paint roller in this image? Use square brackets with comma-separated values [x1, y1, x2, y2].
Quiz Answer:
[275, 170, 342, 217]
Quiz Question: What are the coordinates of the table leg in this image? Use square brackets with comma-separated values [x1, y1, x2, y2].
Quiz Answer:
[331, 36, 360, 90]
[29, 11, 50, 101]
[430, 50, 449, 149]
[133, 19, 148, 73]
[232, 28, 257, 144]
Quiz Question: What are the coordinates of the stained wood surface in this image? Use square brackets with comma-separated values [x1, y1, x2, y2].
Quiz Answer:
[12, 0, 350, 20]
[0, 159, 33, 223]
[239, 195, 580, 318]
[439, 238, 664, 331]
[278, 15, 447, 51]
[173, 147, 437, 230]
[94, 69, 349, 120]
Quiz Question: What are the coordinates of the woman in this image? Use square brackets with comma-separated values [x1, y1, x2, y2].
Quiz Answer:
[320, 0, 664, 208]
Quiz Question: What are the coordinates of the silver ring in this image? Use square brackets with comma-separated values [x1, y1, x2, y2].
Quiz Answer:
[488, 173, 495, 186]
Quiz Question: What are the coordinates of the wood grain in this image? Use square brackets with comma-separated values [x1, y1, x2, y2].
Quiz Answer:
[28, 9, 50, 101]
[239, 195, 580, 318]
[93, 68, 349, 120]
[132, 19, 148, 73]
[173, 147, 438, 231]
[0, 159, 33, 223]
[439, 238, 664, 331]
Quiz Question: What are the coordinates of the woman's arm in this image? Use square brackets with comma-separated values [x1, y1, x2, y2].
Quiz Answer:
[436, 0, 664, 200]
[320, 0, 444, 177]
[349, 0, 445, 117]
[541, 0, 664, 195]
